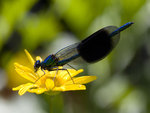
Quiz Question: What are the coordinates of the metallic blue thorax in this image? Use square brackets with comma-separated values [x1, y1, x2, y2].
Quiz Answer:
[41, 55, 58, 68]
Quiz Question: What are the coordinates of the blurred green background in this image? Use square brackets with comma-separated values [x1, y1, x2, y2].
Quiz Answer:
[0, 0, 150, 113]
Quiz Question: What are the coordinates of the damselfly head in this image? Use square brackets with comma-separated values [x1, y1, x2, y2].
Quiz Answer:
[34, 60, 41, 72]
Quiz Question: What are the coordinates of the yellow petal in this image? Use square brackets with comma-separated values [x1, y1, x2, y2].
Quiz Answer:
[15, 68, 37, 82]
[58, 69, 83, 81]
[53, 84, 86, 91]
[67, 69, 83, 78]
[36, 68, 47, 76]
[18, 83, 37, 96]
[24, 49, 35, 65]
[36, 56, 43, 62]
[65, 76, 97, 85]
[13, 83, 35, 91]
[12, 84, 24, 91]
[47, 70, 59, 77]
[14, 63, 37, 82]
[14, 63, 35, 75]
[28, 88, 47, 94]
[45, 78, 54, 90]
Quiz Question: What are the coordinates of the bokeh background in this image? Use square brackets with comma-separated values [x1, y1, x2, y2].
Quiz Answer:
[0, 0, 150, 113]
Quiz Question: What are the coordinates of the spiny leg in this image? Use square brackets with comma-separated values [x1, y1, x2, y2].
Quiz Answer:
[50, 68, 75, 84]
[34, 69, 46, 84]
[60, 68, 75, 84]
[53, 67, 59, 82]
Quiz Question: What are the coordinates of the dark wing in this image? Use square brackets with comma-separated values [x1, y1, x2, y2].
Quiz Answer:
[77, 26, 120, 63]
[55, 43, 80, 65]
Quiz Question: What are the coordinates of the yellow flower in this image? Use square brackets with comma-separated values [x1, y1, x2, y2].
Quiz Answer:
[12, 49, 97, 96]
